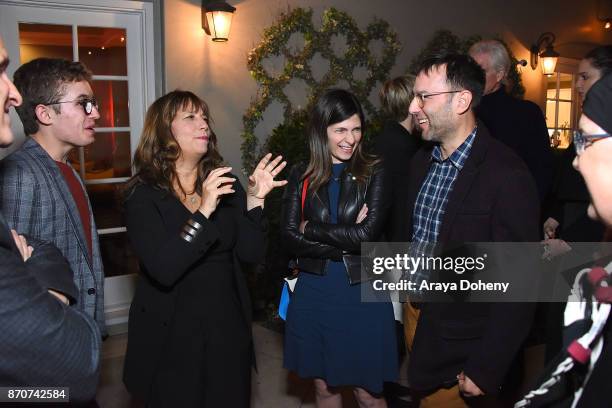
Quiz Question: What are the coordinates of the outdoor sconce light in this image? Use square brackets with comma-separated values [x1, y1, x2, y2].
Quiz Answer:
[596, 0, 611, 31]
[530, 32, 560, 76]
[202, 1, 236, 42]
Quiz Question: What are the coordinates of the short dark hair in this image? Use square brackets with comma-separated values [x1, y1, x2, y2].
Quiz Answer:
[416, 53, 485, 107]
[13, 58, 92, 135]
[585, 45, 612, 78]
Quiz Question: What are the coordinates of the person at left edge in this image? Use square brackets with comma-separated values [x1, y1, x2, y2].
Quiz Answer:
[0, 58, 106, 335]
[122, 90, 287, 408]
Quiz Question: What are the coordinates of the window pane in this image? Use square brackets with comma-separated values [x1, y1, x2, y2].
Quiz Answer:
[99, 232, 140, 277]
[78, 27, 127, 76]
[87, 183, 125, 229]
[559, 74, 573, 100]
[18, 23, 73, 64]
[558, 101, 572, 129]
[558, 88, 572, 100]
[546, 74, 558, 97]
[92, 80, 130, 127]
[79, 131, 132, 179]
[545, 100, 557, 128]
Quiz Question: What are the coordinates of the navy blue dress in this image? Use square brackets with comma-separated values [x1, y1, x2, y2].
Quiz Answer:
[284, 163, 398, 394]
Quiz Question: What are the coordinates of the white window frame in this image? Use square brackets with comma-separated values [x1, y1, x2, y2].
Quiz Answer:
[544, 57, 581, 149]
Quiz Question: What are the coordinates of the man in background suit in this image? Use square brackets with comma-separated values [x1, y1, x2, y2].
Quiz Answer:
[469, 40, 554, 205]
[391, 53, 539, 407]
[0, 57, 106, 334]
[0, 34, 100, 401]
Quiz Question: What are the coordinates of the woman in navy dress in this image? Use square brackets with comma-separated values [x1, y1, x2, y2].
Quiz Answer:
[281, 89, 398, 407]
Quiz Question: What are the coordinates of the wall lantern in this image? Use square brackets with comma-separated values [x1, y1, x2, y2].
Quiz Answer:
[201, 1, 236, 42]
[530, 32, 560, 76]
[596, 0, 611, 31]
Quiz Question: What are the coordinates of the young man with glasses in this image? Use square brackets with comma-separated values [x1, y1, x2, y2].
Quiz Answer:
[0, 37, 100, 401]
[0, 57, 106, 335]
[389, 53, 539, 407]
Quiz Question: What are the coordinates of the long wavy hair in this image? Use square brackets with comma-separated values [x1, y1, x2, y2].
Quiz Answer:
[126, 90, 224, 198]
[304, 88, 378, 192]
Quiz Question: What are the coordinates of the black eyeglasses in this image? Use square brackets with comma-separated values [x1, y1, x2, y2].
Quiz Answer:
[573, 130, 612, 155]
[41, 97, 99, 115]
[413, 90, 462, 108]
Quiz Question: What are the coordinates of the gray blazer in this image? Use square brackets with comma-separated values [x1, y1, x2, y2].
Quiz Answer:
[0, 138, 106, 333]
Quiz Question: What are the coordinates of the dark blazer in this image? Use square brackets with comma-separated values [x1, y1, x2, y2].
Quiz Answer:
[122, 179, 267, 400]
[475, 87, 554, 204]
[390, 123, 540, 395]
[280, 162, 388, 279]
[0, 212, 100, 401]
[374, 121, 421, 239]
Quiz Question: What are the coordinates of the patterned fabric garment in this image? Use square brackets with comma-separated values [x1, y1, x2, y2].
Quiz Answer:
[410, 127, 477, 284]
[0, 138, 106, 334]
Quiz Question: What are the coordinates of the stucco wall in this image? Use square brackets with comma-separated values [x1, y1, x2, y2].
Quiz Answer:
[163, 0, 612, 172]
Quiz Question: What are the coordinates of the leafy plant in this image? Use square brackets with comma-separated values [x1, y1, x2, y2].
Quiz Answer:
[242, 6, 401, 173]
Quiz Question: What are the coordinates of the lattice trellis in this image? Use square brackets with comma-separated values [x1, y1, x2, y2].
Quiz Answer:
[241, 7, 401, 172]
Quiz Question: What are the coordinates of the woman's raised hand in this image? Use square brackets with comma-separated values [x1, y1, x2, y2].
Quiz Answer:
[248, 153, 288, 200]
[199, 167, 235, 218]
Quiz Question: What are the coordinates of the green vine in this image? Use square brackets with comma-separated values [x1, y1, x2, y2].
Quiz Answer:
[408, 30, 525, 98]
[242, 7, 401, 173]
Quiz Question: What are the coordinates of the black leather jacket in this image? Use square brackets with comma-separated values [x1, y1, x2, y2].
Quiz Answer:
[280, 162, 388, 282]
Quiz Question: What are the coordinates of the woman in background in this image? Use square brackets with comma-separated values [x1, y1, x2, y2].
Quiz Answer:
[122, 90, 286, 407]
[544, 45, 612, 246]
[281, 88, 397, 408]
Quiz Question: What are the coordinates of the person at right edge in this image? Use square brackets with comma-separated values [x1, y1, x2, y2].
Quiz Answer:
[540, 45, 612, 361]
[517, 73, 612, 408]
[281, 88, 397, 408]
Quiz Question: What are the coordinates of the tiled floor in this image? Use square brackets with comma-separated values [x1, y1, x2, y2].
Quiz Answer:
[96, 323, 410, 407]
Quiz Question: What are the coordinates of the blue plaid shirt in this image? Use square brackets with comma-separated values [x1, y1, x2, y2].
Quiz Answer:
[410, 127, 477, 284]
